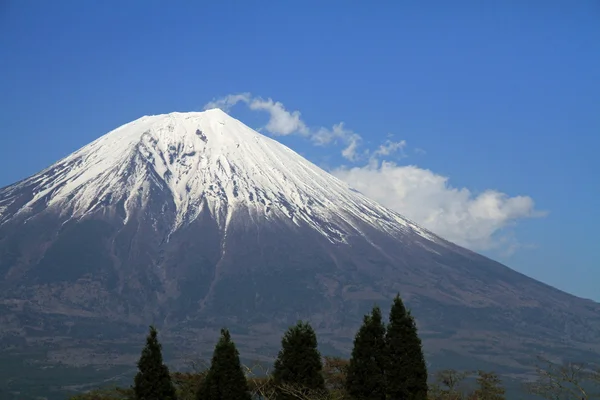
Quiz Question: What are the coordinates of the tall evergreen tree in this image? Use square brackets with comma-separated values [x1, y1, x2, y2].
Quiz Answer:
[345, 306, 387, 400]
[197, 328, 251, 400]
[386, 293, 428, 400]
[273, 321, 325, 399]
[133, 325, 176, 400]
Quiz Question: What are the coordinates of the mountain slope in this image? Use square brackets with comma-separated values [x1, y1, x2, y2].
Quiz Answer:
[0, 109, 598, 397]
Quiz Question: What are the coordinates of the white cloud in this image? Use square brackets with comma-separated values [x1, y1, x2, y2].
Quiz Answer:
[341, 137, 361, 161]
[372, 139, 407, 158]
[204, 93, 251, 112]
[205, 93, 308, 136]
[332, 161, 546, 252]
[205, 93, 546, 253]
[247, 98, 309, 136]
[312, 122, 362, 161]
[204, 94, 360, 160]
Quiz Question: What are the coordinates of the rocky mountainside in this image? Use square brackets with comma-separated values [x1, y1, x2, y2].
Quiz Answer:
[0, 109, 598, 396]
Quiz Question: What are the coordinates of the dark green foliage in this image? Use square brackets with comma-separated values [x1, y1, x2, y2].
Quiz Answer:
[273, 321, 325, 399]
[197, 328, 251, 400]
[133, 326, 176, 400]
[345, 306, 387, 400]
[471, 371, 505, 400]
[386, 293, 428, 400]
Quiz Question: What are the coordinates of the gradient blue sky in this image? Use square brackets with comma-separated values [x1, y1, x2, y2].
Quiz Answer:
[0, 1, 598, 300]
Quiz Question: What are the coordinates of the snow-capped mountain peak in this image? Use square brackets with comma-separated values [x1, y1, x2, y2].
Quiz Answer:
[2, 110, 599, 384]
[0, 109, 436, 243]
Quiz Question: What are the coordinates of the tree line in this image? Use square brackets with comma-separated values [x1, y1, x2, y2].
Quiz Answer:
[68, 294, 599, 400]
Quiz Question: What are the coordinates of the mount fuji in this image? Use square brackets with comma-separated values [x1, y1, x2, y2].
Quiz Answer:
[0, 109, 598, 394]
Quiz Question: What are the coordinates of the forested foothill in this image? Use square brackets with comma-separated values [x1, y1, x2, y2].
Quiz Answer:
[68, 294, 600, 400]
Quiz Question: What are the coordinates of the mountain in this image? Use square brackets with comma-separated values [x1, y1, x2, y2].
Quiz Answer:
[0, 109, 598, 397]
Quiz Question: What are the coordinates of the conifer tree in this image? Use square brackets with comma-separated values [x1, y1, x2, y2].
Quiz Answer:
[273, 321, 325, 399]
[386, 293, 428, 400]
[197, 328, 251, 400]
[345, 306, 387, 400]
[133, 325, 176, 400]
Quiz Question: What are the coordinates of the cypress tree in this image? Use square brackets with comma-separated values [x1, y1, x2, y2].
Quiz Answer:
[345, 306, 387, 400]
[133, 325, 176, 400]
[385, 293, 428, 400]
[272, 321, 325, 399]
[197, 328, 251, 400]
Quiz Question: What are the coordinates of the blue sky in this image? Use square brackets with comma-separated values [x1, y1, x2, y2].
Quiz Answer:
[0, 1, 598, 301]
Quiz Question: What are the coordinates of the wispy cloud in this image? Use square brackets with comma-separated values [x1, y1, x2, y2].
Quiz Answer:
[247, 97, 309, 136]
[204, 93, 361, 160]
[372, 139, 407, 158]
[204, 93, 252, 113]
[311, 123, 363, 161]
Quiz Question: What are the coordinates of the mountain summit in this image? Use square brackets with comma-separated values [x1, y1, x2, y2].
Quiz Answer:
[0, 110, 599, 391]
[0, 109, 435, 243]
